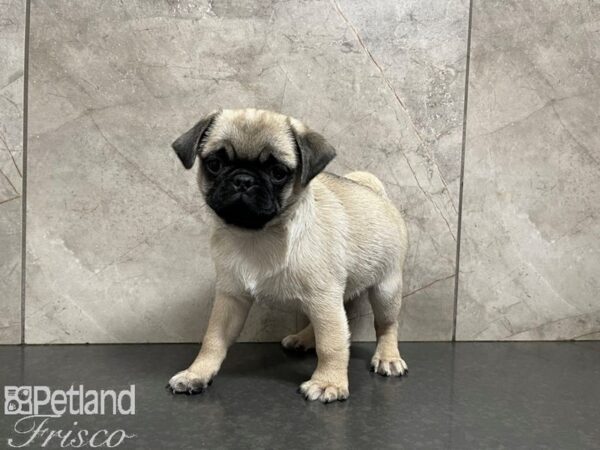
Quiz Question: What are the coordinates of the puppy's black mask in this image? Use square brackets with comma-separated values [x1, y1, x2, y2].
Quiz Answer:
[202, 149, 292, 230]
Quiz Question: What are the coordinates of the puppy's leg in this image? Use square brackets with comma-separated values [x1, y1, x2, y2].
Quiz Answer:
[282, 302, 357, 352]
[169, 292, 251, 394]
[281, 323, 315, 352]
[368, 273, 407, 376]
[298, 296, 350, 402]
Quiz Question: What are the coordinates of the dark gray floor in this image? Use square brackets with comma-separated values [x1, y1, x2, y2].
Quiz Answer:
[0, 343, 599, 449]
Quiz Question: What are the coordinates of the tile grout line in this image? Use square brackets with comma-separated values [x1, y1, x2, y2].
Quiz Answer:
[452, 0, 474, 342]
[21, 0, 31, 346]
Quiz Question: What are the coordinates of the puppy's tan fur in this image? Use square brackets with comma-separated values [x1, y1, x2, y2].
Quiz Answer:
[169, 109, 408, 402]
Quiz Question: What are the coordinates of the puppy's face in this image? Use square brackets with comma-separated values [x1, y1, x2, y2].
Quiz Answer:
[200, 143, 294, 230]
[172, 109, 336, 230]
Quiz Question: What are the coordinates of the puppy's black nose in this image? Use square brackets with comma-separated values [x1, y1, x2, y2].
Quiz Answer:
[232, 173, 256, 192]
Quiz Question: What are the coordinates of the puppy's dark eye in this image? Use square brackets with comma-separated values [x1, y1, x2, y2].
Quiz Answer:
[204, 157, 222, 175]
[269, 164, 289, 183]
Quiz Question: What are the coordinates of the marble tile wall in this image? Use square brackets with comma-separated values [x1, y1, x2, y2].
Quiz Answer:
[0, 0, 24, 344]
[0, 0, 597, 343]
[23, 0, 467, 343]
[456, 0, 600, 340]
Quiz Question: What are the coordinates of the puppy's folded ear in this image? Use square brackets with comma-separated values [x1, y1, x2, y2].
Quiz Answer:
[172, 111, 219, 169]
[290, 120, 337, 186]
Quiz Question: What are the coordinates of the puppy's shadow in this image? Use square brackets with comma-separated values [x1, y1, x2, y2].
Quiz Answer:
[221, 344, 316, 386]
[349, 343, 376, 371]
[222, 343, 377, 386]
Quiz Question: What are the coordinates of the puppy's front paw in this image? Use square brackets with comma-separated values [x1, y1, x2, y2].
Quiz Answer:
[370, 355, 408, 377]
[168, 369, 213, 395]
[298, 379, 349, 403]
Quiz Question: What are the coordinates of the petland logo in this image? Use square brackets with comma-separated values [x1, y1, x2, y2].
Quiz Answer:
[4, 385, 136, 448]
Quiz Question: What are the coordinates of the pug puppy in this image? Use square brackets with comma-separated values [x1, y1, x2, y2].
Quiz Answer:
[168, 109, 408, 403]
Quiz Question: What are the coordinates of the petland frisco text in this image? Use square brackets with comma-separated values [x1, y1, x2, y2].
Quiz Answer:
[4, 385, 136, 448]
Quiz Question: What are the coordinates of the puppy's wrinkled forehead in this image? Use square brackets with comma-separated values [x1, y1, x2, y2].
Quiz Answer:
[202, 109, 297, 167]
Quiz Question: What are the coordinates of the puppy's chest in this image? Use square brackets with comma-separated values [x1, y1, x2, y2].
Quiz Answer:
[216, 244, 304, 303]
[234, 260, 301, 303]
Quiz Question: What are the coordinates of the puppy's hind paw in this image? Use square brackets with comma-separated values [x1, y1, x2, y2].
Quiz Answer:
[168, 369, 213, 395]
[298, 379, 349, 403]
[281, 334, 314, 352]
[370, 356, 408, 377]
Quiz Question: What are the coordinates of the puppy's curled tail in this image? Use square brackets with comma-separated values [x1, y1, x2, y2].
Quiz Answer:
[344, 171, 388, 198]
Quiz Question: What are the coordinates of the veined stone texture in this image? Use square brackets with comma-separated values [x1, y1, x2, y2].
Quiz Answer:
[0, 0, 24, 344]
[26, 0, 468, 342]
[457, 0, 600, 340]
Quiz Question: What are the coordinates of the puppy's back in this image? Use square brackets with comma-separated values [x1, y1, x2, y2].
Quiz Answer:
[316, 171, 407, 257]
